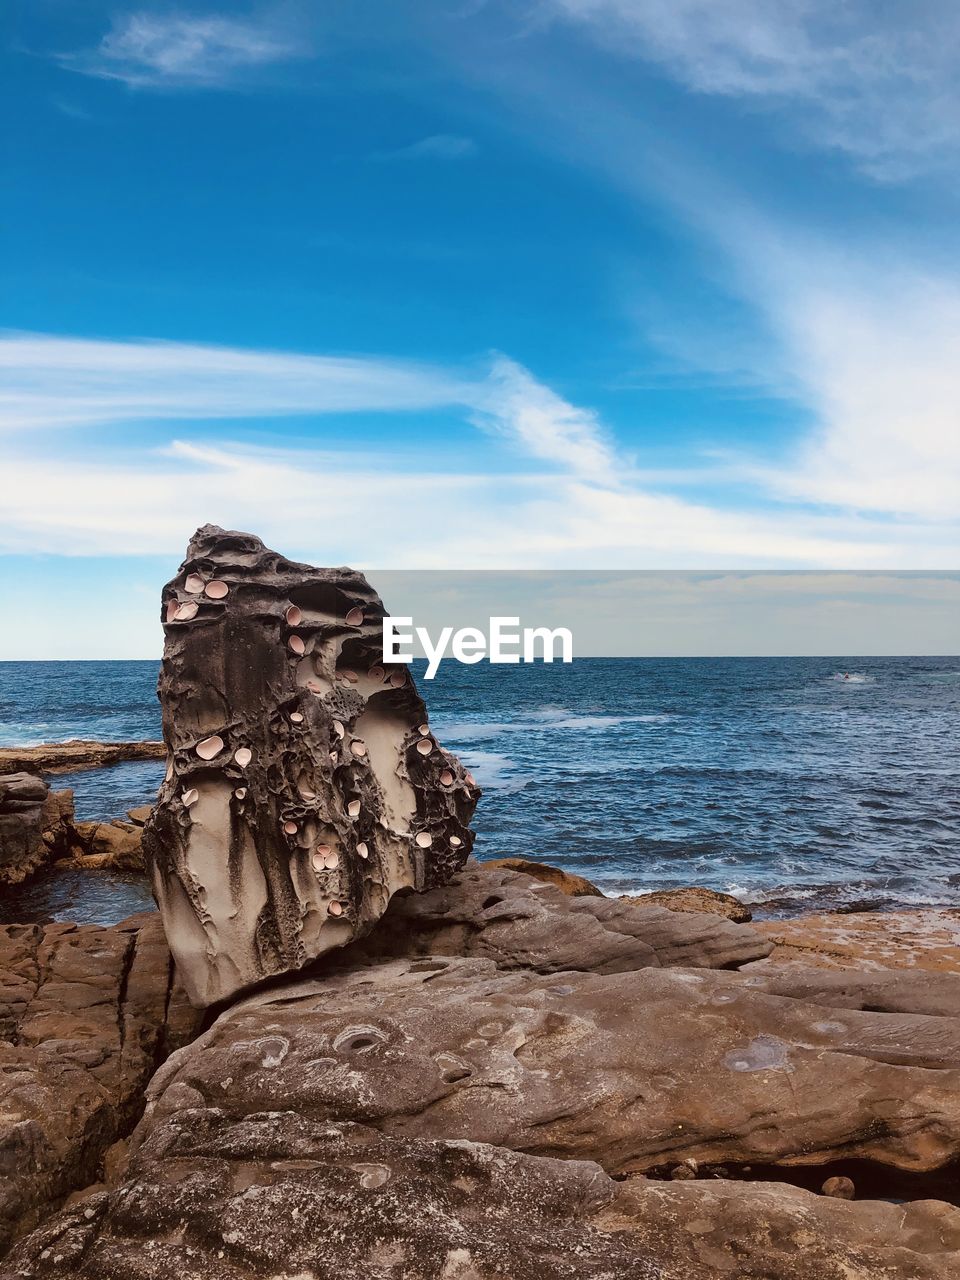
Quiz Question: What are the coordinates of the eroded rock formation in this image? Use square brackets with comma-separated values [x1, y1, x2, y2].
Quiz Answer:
[68, 820, 144, 872]
[0, 775, 74, 887]
[142, 526, 479, 1007]
[0, 915, 199, 1256]
[485, 856, 604, 896]
[347, 861, 772, 972]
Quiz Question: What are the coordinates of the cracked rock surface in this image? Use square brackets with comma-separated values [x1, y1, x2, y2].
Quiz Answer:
[143, 526, 479, 1008]
[0, 915, 200, 1256]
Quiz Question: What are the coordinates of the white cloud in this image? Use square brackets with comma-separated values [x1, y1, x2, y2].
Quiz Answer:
[58, 11, 305, 89]
[754, 268, 960, 521]
[0, 332, 472, 429]
[473, 355, 620, 483]
[376, 134, 478, 161]
[433, 13, 960, 531]
[0, 332, 955, 568]
[545, 0, 960, 179]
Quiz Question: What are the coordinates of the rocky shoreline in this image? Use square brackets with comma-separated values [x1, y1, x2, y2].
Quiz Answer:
[0, 742, 165, 776]
[0, 774, 147, 889]
[1, 529, 958, 1279]
[2, 859, 960, 1277]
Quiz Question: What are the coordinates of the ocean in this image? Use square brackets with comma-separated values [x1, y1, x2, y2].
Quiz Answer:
[1, 656, 958, 923]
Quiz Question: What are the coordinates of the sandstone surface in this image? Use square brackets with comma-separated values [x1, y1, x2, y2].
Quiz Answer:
[0, 744, 164, 776]
[627, 885, 753, 923]
[0, 915, 200, 1255]
[350, 861, 772, 972]
[754, 909, 960, 974]
[7, 1109, 960, 1280]
[140, 949, 960, 1178]
[484, 857, 603, 896]
[68, 821, 144, 873]
[0, 776, 74, 887]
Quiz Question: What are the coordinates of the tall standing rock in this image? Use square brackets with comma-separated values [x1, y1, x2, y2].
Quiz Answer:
[142, 526, 479, 1007]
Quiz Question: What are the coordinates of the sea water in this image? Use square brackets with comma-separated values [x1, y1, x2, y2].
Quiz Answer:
[1, 656, 957, 921]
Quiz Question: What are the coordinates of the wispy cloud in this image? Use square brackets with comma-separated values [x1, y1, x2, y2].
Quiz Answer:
[750, 264, 960, 522]
[57, 11, 306, 89]
[374, 134, 478, 161]
[474, 355, 620, 484]
[432, 9, 960, 530]
[545, 0, 960, 180]
[51, 97, 95, 122]
[0, 332, 954, 567]
[0, 332, 471, 429]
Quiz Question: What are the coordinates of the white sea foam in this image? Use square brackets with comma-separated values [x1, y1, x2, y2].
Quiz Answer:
[436, 707, 672, 742]
[458, 750, 529, 792]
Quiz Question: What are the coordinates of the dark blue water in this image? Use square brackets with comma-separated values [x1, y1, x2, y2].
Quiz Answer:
[1, 657, 958, 920]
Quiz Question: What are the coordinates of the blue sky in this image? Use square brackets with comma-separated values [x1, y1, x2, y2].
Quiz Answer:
[2, 1, 959, 655]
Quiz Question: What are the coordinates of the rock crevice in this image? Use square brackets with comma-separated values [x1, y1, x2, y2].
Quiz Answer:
[0, 915, 200, 1256]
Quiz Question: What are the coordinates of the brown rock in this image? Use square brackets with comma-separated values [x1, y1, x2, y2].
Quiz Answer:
[753, 909, 960, 974]
[0, 742, 164, 776]
[140, 953, 960, 1179]
[125, 806, 152, 827]
[718, 963, 960, 1019]
[0, 775, 74, 887]
[68, 820, 144, 872]
[627, 886, 752, 923]
[0, 913, 201, 1257]
[604, 1176, 960, 1278]
[822, 1175, 856, 1199]
[484, 857, 604, 896]
[349, 860, 772, 972]
[143, 526, 479, 1008]
[8, 1111, 959, 1279]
